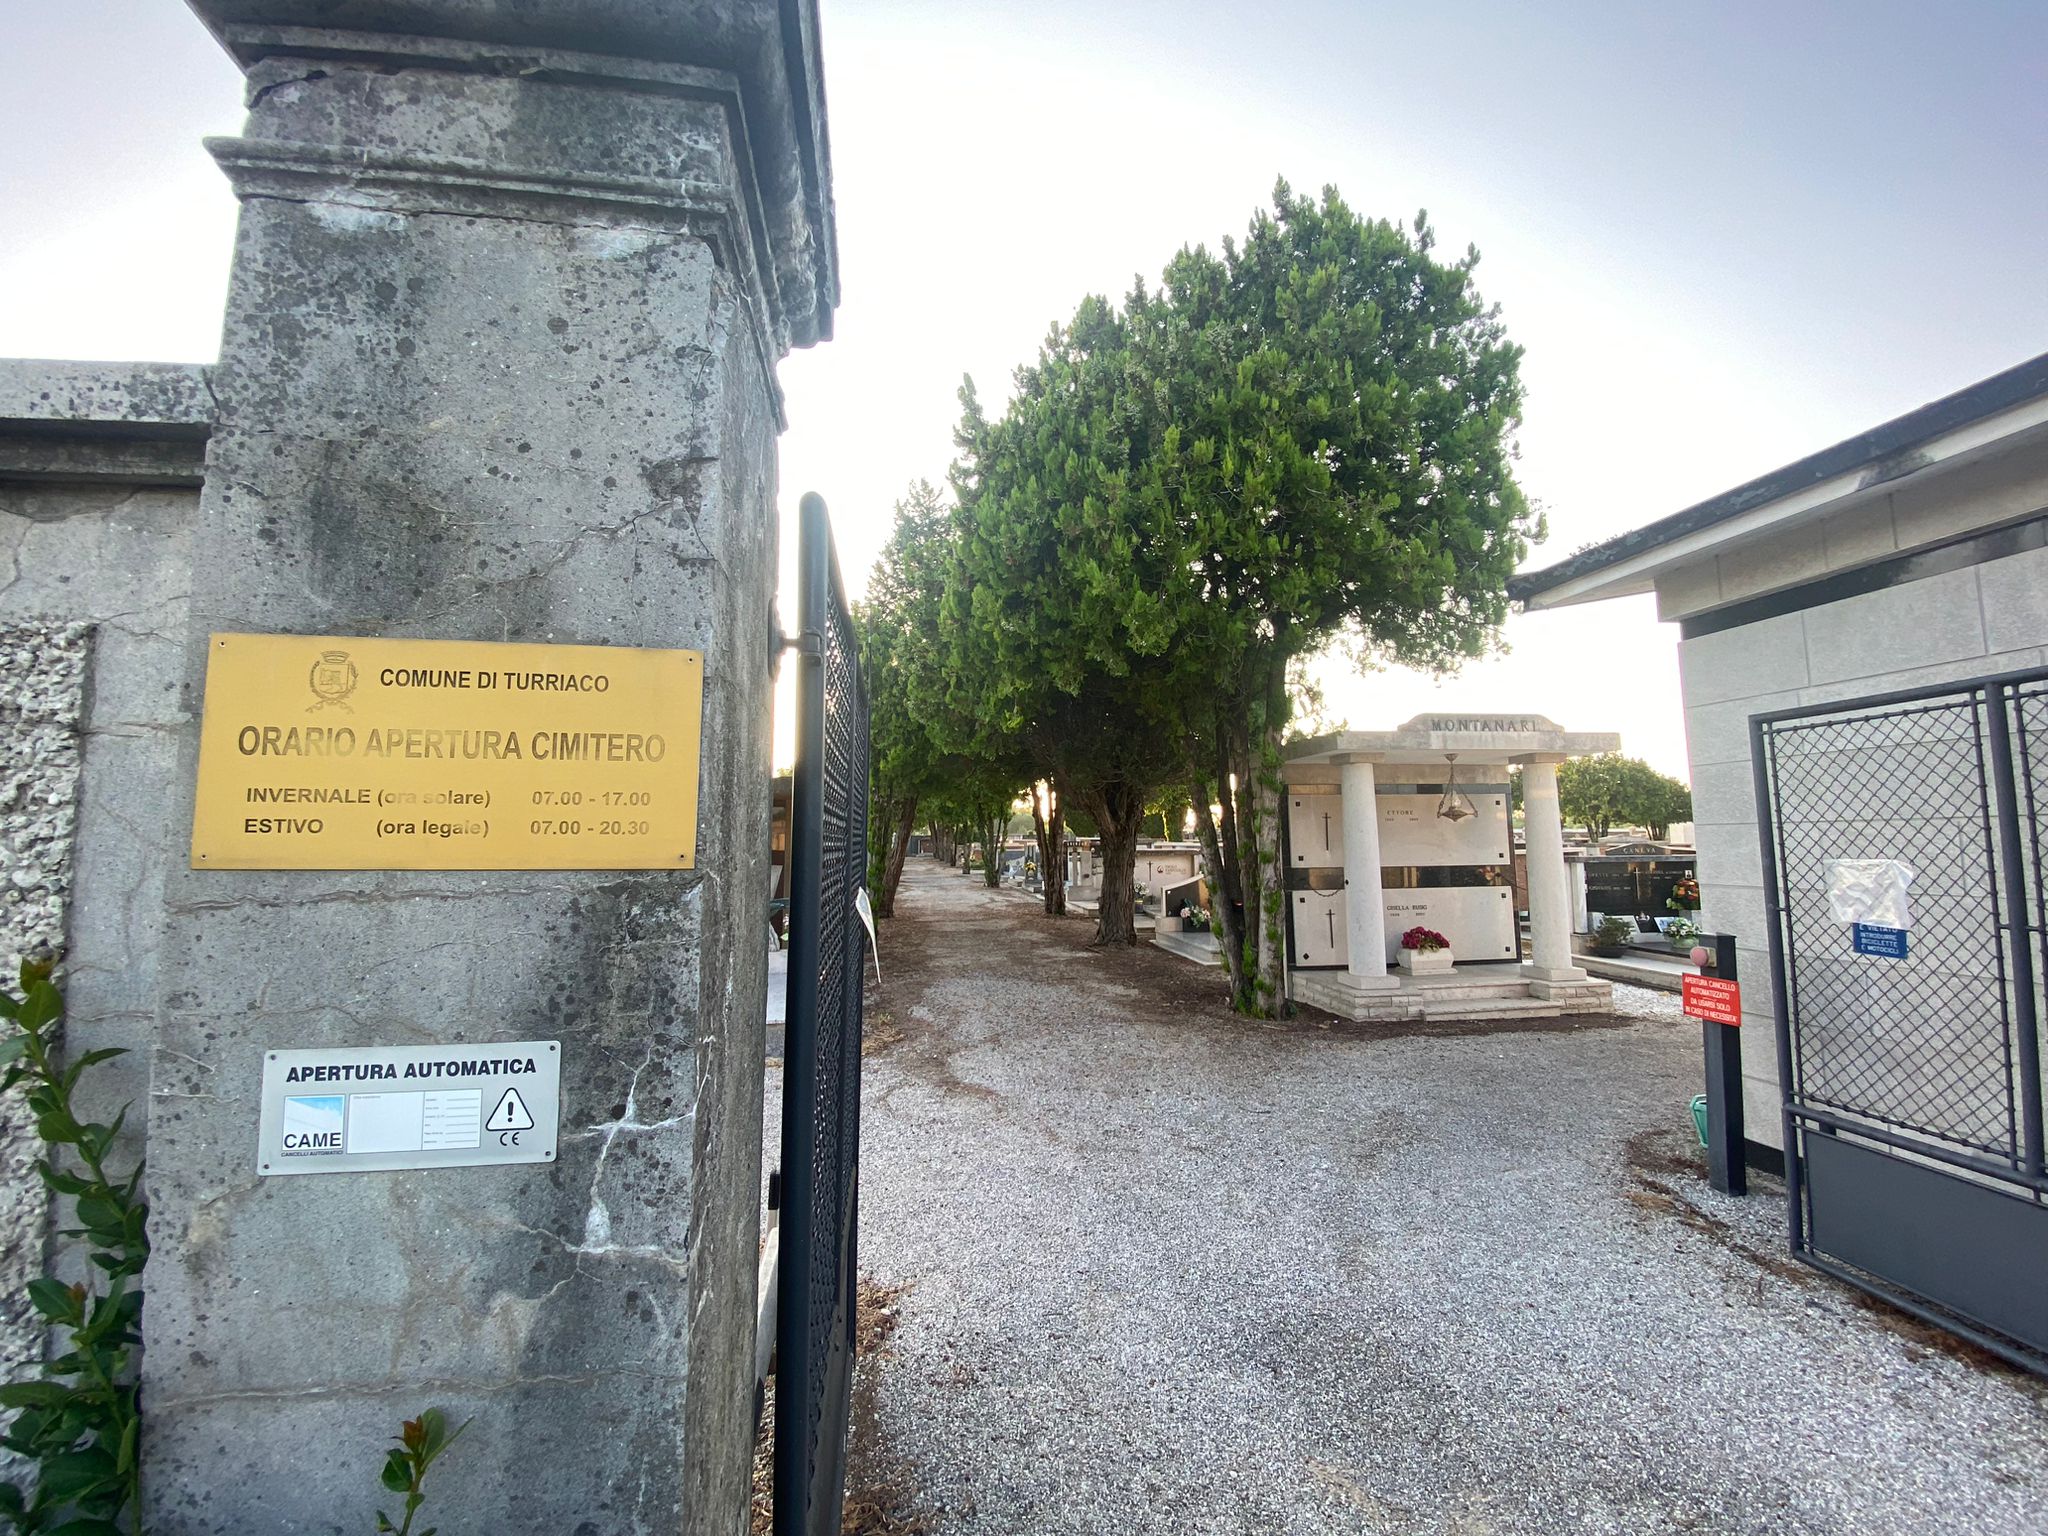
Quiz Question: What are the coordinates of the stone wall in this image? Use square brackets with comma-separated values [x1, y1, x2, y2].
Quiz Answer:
[0, 349, 208, 1485]
[0, 622, 89, 1480]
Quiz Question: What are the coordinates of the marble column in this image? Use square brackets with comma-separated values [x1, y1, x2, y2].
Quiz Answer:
[1340, 759, 1399, 989]
[1522, 759, 1587, 982]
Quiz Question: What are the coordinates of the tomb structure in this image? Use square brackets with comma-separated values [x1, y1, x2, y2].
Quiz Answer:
[1283, 714, 1618, 1022]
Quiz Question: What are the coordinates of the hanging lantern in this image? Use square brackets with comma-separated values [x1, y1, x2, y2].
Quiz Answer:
[1436, 753, 1477, 823]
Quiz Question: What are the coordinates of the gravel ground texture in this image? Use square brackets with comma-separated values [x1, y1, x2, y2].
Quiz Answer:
[823, 858, 2048, 1536]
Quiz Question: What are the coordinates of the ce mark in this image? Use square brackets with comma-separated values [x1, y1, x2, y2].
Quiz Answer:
[498, 1131, 523, 1146]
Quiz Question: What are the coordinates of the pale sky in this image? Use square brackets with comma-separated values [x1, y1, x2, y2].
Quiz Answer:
[5, 2, 2046, 780]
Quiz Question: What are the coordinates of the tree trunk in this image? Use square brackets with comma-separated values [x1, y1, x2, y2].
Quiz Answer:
[980, 808, 1006, 887]
[1191, 768, 1249, 1009]
[1080, 782, 1145, 946]
[1246, 647, 1292, 1018]
[1250, 724, 1287, 1016]
[876, 796, 917, 918]
[1031, 782, 1067, 917]
[1229, 720, 1263, 999]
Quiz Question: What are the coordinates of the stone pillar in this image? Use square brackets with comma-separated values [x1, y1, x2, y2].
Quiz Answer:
[1339, 759, 1398, 989]
[145, 7, 834, 1533]
[1522, 759, 1586, 983]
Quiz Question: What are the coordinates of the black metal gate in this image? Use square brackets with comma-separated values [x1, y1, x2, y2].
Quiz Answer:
[774, 492, 870, 1534]
[1754, 664, 2048, 1371]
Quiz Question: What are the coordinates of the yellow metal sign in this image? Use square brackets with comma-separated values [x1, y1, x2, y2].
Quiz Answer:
[191, 633, 703, 870]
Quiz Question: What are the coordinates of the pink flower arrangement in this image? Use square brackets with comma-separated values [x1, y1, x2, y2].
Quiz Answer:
[1400, 925, 1449, 952]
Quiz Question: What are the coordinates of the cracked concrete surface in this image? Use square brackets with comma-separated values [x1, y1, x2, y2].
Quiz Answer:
[847, 858, 2048, 1536]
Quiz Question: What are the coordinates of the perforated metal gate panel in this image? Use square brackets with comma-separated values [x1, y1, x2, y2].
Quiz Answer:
[775, 493, 869, 1536]
[1756, 667, 2048, 1370]
[1765, 697, 2014, 1152]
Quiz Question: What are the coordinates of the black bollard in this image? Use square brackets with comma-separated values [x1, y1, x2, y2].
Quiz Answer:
[1694, 932, 1748, 1196]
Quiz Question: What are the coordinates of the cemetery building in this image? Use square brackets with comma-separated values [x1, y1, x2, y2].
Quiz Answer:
[1511, 349, 2048, 1152]
[1281, 714, 1619, 1022]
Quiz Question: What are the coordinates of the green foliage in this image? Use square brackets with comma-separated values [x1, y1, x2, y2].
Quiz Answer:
[1144, 789, 1193, 841]
[945, 178, 1536, 985]
[1592, 915, 1636, 948]
[860, 480, 1036, 910]
[945, 365, 1181, 943]
[0, 958, 147, 1536]
[1557, 755, 1693, 840]
[375, 1408, 468, 1536]
[860, 482, 954, 807]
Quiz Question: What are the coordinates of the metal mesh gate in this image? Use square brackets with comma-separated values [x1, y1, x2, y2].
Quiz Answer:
[774, 492, 870, 1536]
[1754, 665, 2048, 1371]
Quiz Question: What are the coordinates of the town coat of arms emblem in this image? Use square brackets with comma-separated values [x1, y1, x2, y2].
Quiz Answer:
[308, 650, 358, 713]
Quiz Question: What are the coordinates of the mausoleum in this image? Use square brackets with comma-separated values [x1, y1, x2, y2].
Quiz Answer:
[1282, 714, 1619, 1021]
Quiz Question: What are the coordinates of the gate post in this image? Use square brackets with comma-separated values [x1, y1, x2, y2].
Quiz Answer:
[1986, 683, 2046, 1181]
[1698, 933, 1747, 1196]
[144, 7, 834, 1531]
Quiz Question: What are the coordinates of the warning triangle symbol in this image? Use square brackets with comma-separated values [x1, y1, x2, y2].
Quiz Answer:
[487, 1087, 535, 1132]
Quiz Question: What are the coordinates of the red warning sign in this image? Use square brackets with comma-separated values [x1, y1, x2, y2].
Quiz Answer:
[1682, 974, 1743, 1027]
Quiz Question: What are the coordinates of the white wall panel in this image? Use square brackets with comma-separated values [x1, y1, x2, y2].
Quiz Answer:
[1287, 793, 1344, 868]
[1381, 885, 1517, 963]
[1379, 793, 1511, 867]
[1289, 884, 1519, 966]
[1291, 888, 1348, 966]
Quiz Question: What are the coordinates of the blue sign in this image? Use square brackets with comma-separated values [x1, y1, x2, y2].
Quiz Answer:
[1852, 923, 1908, 959]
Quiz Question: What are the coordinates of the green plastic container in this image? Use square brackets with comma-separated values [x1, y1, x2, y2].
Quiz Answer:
[1689, 1094, 1709, 1148]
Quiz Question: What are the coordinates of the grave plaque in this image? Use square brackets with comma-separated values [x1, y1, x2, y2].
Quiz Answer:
[190, 632, 703, 869]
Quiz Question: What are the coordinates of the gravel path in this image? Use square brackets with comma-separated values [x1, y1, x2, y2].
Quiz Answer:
[840, 859, 2048, 1536]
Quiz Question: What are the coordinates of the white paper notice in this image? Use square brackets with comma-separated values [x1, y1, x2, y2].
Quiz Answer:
[854, 886, 881, 981]
[1824, 858, 1915, 929]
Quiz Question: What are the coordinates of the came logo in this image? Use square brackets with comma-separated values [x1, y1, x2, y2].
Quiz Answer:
[308, 650, 359, 714]
[280, 1094, 345, 1154]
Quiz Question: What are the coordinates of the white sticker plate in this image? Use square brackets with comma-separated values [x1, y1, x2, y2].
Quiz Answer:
[257, 1039, 560, 1175]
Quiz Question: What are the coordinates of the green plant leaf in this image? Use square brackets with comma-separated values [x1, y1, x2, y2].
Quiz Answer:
[36, 1447, 118, 1502]
[73, 1196, 124, 1234]
[37, 1166, 94, 1197]
[18, 982, 62, 1032]
[25, 1277, 80, 1324]
[0, 1381, 72, 1410]
[381, 1448, 413, 1493]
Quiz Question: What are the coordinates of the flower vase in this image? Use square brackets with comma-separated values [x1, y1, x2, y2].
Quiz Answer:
[1398, 947, 1454, 976]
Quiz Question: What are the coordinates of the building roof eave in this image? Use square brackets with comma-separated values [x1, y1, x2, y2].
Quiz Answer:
[1509, 349, 2048, 610]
